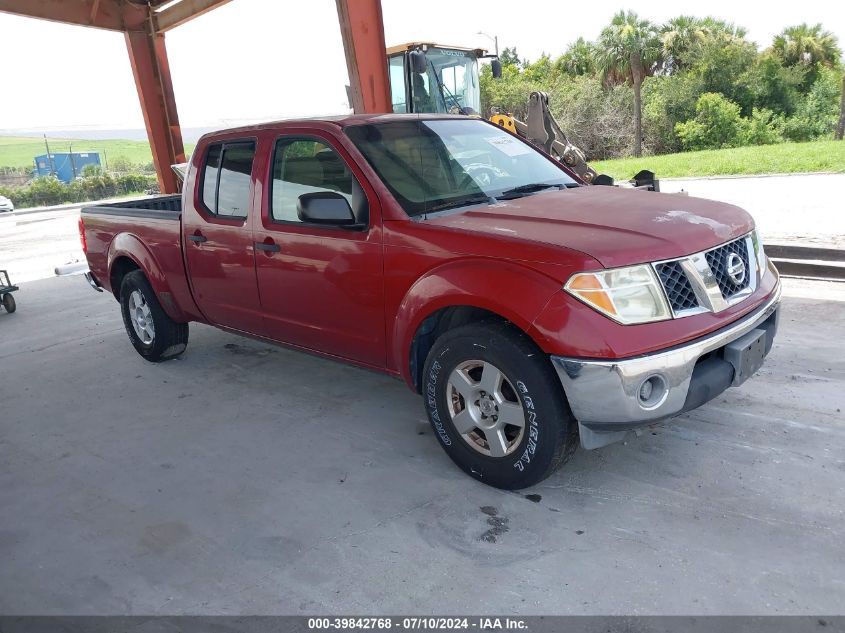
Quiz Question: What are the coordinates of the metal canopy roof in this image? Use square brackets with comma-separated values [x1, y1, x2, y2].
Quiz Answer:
[0, 0, 234, 33]
[0, 0, 391, 193]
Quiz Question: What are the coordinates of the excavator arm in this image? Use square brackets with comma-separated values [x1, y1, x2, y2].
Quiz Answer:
[492, 92, 596, 182]
[490, 91, 659, 190]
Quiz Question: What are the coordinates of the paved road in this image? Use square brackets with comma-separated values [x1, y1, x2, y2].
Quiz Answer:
[0, 276, 843, 614]
[660, 174, 845, 248]
[0, 206, 84, 284]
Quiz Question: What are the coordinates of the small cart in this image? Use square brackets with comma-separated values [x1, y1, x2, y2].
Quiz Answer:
[0, 270, 18, 313]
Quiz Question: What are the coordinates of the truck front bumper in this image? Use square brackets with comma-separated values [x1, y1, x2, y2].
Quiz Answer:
[551, 282, 781, 449]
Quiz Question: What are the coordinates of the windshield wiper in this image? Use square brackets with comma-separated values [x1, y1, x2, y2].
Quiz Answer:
[421, 194, 494, 215]
[496, 183, 566, 200]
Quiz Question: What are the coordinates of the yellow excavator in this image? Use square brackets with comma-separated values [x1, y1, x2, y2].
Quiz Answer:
[385, 42, 658, 190]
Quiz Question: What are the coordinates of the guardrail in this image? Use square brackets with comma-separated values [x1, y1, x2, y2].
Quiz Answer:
[766, 244, 845, 282]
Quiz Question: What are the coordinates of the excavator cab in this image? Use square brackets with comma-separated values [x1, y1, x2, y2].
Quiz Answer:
[383, 43, 655, 189]
[387, 43, 495, 115]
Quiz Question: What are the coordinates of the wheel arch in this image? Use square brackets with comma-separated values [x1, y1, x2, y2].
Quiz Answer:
[394, 260, 561, 392]
[107, 233, 187, 322]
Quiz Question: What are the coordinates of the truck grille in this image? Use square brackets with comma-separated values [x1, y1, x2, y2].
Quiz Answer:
[655, 261, 699, 312]
[653, 233, 757, 318]
[705, 237, 751, 298]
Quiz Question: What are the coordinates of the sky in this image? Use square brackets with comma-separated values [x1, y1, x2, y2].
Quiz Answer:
[0, 0, 843, 133]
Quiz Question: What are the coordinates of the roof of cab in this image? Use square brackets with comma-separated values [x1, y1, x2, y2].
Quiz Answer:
[198, 113, 473, 140]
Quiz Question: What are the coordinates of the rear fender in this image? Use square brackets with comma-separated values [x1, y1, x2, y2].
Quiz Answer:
[108, 233, 187, 322]
[392, 259, 561, 388]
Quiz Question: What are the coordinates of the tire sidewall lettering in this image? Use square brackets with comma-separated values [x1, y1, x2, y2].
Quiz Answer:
[514, 380, 539, 472]
[426, 359, 452, 446]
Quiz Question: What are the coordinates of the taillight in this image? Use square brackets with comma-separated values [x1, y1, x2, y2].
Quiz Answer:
[78, 216, 87, 254]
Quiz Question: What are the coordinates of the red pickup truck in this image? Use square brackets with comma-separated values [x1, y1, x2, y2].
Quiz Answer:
[77, 114, 780, 489]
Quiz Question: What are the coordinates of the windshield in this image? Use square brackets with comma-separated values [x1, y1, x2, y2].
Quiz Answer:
[412, 48, 481, 114]
[345, 118, 578, 217]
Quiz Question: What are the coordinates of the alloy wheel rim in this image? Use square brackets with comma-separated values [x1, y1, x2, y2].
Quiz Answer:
[446, 360, 526, 457]
[128, 290, 155, 345]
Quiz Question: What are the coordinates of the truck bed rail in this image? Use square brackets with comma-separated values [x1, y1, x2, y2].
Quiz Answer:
[82, 194, 182, 220]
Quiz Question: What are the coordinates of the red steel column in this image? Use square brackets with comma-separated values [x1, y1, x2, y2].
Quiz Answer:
[125, 27, 186, 193]
[335, 0, 391, 114]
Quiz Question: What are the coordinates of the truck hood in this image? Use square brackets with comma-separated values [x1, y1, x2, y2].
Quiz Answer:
[423, 186, 754, 268]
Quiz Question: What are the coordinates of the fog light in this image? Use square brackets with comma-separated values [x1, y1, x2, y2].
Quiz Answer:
[638, 375, 668, 409]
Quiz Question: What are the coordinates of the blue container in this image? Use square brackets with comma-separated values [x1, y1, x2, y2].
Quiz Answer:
[34, 152, 101, 183]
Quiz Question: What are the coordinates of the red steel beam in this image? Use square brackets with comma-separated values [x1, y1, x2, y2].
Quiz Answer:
[155, 0, 233, 32]
[335, 0, 391, 114]
[125, 28, 186, 193]
[0, 0, 147, 31]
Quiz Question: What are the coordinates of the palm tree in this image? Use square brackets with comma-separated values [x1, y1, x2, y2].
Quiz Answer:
[699, 18, 747, 42]
[771, 23, 841, 68]
[661, 16, 706, 73]
[595, 10, 662, 156]
[661, 16, 748, 73]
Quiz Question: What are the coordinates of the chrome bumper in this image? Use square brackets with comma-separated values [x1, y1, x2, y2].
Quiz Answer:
[55, 261, 103, 292]
[551, 282, 781, 449]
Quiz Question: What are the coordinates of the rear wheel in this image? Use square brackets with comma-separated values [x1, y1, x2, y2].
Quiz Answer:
[1, 293, 15, 313]
[422, 321, 578, 489]
[119, 270, 188, 362]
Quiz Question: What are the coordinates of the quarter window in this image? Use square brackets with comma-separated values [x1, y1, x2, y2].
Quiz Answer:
[270, 139, 360, 224]
[200, 141, 255, 218]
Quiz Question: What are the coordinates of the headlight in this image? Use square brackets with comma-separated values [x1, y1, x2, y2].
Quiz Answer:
[564, 264, 671, 325]
[751, 229, 766, 272]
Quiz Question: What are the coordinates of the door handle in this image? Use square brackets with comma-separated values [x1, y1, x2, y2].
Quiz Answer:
[188, 234, 207, 243]
[255, 241, 281, 253]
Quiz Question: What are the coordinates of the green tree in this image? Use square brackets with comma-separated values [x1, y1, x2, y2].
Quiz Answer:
[743, 52, 806, 115]
[557, 37, 595, 76]
[675, 92, 746, 150]
[781, 67, 843, 141]
[595, 10, 662, 156]
[642, 73, 701, 154]
[499, 47, 522, 68]
[688, 37, 759, 114]
[522, 54, 554, 83]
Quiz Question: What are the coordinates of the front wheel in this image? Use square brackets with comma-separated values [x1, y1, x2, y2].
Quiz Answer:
[119, 270, 188, 362]
[422, 321, 578, 490]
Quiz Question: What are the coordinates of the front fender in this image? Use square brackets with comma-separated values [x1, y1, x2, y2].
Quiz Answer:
[108, 233, 187, 322]
[391, 258, 562, 387]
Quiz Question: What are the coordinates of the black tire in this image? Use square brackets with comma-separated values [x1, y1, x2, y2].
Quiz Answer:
[2, 293, 15, 313]
[422, 321, 578, 490]
[119, 270, 188, 362]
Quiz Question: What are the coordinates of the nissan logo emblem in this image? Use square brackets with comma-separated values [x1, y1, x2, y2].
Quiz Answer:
[726, 253, 746, 285]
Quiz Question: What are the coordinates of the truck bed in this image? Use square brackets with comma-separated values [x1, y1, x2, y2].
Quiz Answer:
[82, 194, 182, 220]
[81, 194, 202, 322]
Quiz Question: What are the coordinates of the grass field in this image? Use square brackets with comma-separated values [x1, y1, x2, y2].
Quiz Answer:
[591, 139, 845, 180]
[0, 136, 195, 169]
[3, 135, 843, 179]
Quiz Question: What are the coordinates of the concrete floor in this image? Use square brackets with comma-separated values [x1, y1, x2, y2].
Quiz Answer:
[0, 276, 843, 615]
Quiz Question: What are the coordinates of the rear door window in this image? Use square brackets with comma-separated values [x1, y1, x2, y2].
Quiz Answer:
[200, 141, 255, 218]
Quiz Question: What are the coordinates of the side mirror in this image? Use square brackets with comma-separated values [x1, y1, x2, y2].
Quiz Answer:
[491, 58, 502, 79]
[297, 192, 356, 225]
[409, 49, 427, 75]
